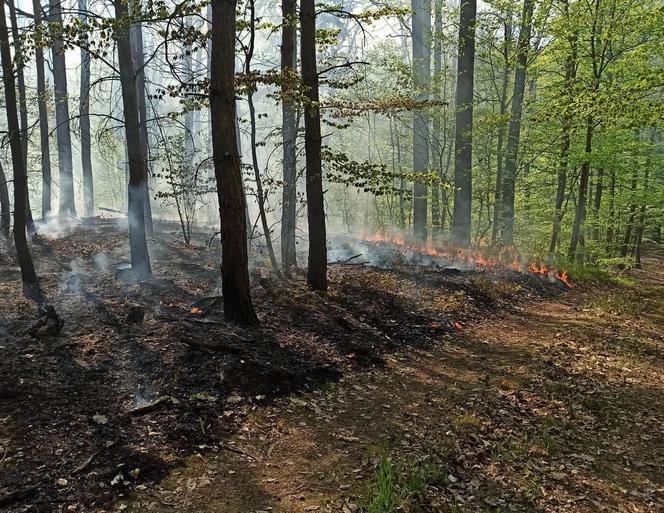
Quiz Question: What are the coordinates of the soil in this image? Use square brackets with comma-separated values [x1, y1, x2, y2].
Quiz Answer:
[0, 220, 662, 512]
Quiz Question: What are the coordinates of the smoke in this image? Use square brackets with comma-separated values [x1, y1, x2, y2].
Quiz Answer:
[59, 258, 87, 294]
[36, 216, 79, 239]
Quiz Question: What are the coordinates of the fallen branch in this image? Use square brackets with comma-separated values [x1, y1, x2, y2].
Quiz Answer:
[74, 440, 118, 474]
[128, 397, 173, 416]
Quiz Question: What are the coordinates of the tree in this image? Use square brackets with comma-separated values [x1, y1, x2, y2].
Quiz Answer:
[8, 0, 35, 233]
[32, 0, 52, 219]
[80, 0, 94, 217]
[280, 0, 298, 274]
[451, 0, 477, 248]
[50, 0, 76, 216]
[301, 0, 327, 291]
[210, 0, 258, 324]
[499, 0, 535, 245]
[411, 0, 431, 241]
[113, 0, 152, 277]
[0, 162, 10, 238]
[0, 0, 38, 289]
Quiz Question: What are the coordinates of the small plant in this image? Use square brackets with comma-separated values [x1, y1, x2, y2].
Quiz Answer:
[365, 455, 445, 513]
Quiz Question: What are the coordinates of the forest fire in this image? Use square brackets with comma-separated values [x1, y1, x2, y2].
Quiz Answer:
[362, 232, 573, 288]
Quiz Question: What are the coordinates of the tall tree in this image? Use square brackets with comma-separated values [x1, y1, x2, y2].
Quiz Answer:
[79, 0, 94, 217]
[113, 0, 152, 277]
[498, 0, 535, 245]
[50, 0, 76, 216]
[300, 0, 327, 291]
[411, 0, 431, 241]
[129, 2, 154, 236]
[32, 0, 52, 219]
[431, 0, 443, 237]
[280, 0, 298, 274]
[0, 1, 38, 288]
[451, 0, 477, 247]
[246, 0, 280, 275]
[210, 0, 258, 324]
[8, 0, 35, 232]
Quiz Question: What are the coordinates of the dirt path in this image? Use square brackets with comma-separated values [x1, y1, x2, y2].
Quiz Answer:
[126, 259, 664, 513]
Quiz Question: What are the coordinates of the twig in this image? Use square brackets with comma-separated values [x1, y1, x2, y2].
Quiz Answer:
[73, 440, 118, 474]
[0, 487, 38, 508]
[222, 443, 260, 462]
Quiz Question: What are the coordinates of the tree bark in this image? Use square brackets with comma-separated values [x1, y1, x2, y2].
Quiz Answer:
[300, 0, 327, 291]
[50, 0, 76, 216]
[210, 0, 258, 324]
[491, 20, 512, 244]
[8, 0, 34, 233]
[0, 162, 10, 238]
[114, 0, 152, 278]
[79, 0, 94, 217]
[0, 2, 38, 287]
[431, 0, 443, 238]
[499, 0, 535, 245]
[280, 0, 298, 274]
[411, 0, 431, 241]
[129, 4, 154, 237]
[33, 0, 52, 219]
[548, 27, 577, 259]
[451, 0, 477, 248]
[568, 117, 593, 261]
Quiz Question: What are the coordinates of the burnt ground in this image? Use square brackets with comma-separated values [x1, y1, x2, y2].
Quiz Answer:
[0, 220, 662, 513]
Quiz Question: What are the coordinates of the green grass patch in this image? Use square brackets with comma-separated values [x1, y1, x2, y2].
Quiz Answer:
[365, 455, 445, 513]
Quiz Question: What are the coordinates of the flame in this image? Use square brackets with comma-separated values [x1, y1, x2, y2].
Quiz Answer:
[453, 321, 463, 330]
[362, 232, 573, 287]
[190, 307, 203, 315]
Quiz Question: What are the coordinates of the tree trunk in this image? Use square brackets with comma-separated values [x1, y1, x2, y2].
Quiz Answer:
[568, 117, 593, 261]
[8, 0, 35, 233]
[548, 29, 577, 259]
[210, 0, 258, 324]
[591, 167, 604, 241]
[431, 0, 443, 238]
[0, 162, 10, 238]
[33, 0, 52, 219]
[499, 0, 534, 245]
[605, 168, 616, 251]
[411, 0, 431, 241]
[129, 7, 154, 237]
[451, 0, 477, 248]
[50, 0, 76, 216]
[246, 1, 280, 275]
[491, 20, 512, 244]
[0, 3, 38, 287]
[280, 0, 298, 274]
[300, 0, 327, 291]
[114, 0, 152, 278]
[79, 0, 94, 217]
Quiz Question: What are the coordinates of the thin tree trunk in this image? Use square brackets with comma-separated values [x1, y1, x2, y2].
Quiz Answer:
[569, 117, 593, 261]
[79, 0, 94, 217]
[129, 6, 154, 236]
[591, 167, 604, 241]
[491, 20, 512, 244]
[431, 0, 443, 238]
[8, 0, 35, 233]
[499, 0, 535, 245]
[50, 0, 76, 216]
[300, 0, 327, 291]
[33, 0, 52, 219]
[411, 0, 431, 241]
[451, 0, 477, 248]
[114, 0, 152, 278]
[210, 0, 258, 324]
[605, 168, 616, 251]
[0, 162, 10, 238]
[280, 0, 298, 274]
[0, 3, 38, 288]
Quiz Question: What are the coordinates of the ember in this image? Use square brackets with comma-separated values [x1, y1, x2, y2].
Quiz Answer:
[191, 307, 203, 315]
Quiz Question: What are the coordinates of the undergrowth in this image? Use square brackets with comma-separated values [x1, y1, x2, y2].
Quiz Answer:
[364, 455, 445, 513]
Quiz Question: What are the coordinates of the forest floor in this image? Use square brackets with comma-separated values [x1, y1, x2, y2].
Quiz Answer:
[0, 219, 662, 513]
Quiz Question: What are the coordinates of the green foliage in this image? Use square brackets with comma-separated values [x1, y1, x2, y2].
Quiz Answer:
[364, 455, 444, 513]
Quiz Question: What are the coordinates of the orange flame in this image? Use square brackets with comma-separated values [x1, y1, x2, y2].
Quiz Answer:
[191, 307, 203, 315]
[363, 232, 573, 287]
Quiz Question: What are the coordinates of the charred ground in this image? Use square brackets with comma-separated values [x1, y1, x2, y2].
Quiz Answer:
[0, 221, 661, 512]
